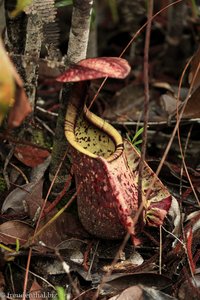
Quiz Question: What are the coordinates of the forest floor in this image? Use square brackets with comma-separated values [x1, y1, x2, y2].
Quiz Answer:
[0, 2, 200, 300]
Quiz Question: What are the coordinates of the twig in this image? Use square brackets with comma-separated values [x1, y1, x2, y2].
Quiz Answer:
[55, 249, 81, 297]
[35, 116, 55, 136]
[86, 241, 99, 278]
[159, 225, 162, 274]
[176, 85, 200, 205]
[22, 247, 32, 300]
[138, 0, 153, 224]
[42, 174, 72, 216]
[3, 147, 14, 189]
[31, 185, 79, 240]
[92, 232, 130, 300]
[9, 162, 29, 184]
[14, 262, 56, 290]
[179, 124, 193, 198]
[36, 106, 58, 117]
[36, 150, 68, 234]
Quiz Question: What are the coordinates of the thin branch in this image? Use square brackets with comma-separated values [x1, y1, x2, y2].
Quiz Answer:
[67, 0, 94, 63]
[138, 0, 154, 222]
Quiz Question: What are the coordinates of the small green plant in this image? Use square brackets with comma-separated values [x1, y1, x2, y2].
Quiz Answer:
[54, 287, 67, 300]
[126, 127, 144, 150]
[0, 238, 20, 261]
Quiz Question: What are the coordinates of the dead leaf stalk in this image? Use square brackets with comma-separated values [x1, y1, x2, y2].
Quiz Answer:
[159, 225, 162, 274]
[176, 65, 200, 206]
[137, 0, 154, 225]
[42, 174, 72, 217]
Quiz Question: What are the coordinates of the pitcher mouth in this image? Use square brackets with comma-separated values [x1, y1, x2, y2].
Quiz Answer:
[65, 103, 124, 162]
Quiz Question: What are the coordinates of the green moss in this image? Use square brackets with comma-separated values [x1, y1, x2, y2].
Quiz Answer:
[0, 176, 7, 192]
[32, 128, 53, 150]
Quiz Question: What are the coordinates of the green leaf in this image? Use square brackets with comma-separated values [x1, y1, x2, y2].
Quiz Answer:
[55, 0, 73, 8]
[131, 127, 144, 143]
[133, 139, 142, 146]
[15, 238, 20, 252]
[54, 287, 66, 300]
[126, 127, 143, 150]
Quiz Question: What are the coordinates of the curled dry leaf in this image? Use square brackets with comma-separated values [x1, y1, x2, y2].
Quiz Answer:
[108, 285, 177, 300]
[57, 57, 131, 82]
[168, 196, 181, 236]
[1, 179, 44, 220]
[163, 90, 200, 120]
[37, 212, 89, 248]
[178, 274, 200, 300]
[103, 273, 172, 296]
[0, 220, 34, 245]
[29, 279, 46, 300]
[14, 144, 50, 168]
[108, 285, 143, 300]
[180, 86, 200, 119]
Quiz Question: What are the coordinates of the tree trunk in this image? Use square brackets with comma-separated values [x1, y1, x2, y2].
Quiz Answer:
[49, 0, 94, 193]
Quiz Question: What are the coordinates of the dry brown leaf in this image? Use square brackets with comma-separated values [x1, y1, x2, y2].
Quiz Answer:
[181, 86, 200, 118]
[162, 88, 200, 119]
[14, 144, 50, 167]
[38, 212, 89, 248]
[29, 279, 47, 300]
[108, 285, 177, 300]
[0, 220, 34, 245]
[1, 180, 44, 219]
[103, 273, 172, 294]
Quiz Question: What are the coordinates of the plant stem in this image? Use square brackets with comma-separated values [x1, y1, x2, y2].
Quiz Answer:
[138, 0, 154, 226]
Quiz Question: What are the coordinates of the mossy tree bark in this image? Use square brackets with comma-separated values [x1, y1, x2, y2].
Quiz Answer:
[49, 0, 94, 193]
[4, 0, 59, 109]
[4, 3, 42, 108]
